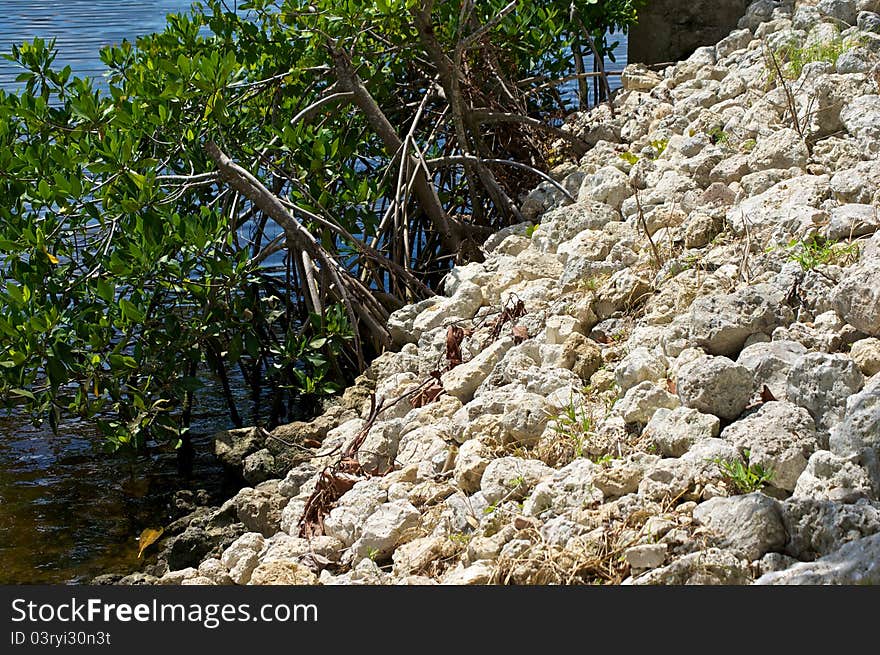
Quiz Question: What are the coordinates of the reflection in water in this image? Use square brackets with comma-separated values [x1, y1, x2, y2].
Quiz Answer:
[0, 377, 246, 584]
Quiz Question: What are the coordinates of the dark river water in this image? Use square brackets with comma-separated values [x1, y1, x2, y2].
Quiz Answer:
[0, 2, 628, 584]
[0, 2, 245, 584]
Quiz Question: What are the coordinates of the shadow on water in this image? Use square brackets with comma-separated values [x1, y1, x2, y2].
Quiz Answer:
[0, 375, 249, 584]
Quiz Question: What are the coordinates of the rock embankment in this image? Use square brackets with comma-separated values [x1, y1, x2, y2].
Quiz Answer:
[148, 0, 880, 585]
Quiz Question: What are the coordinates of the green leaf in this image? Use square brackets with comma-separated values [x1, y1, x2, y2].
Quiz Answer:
[119, 299, 145, 323]
[10, 388, 36, 401]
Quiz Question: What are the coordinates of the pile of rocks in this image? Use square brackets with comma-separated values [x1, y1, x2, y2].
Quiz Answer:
[148, 0, 880, 585]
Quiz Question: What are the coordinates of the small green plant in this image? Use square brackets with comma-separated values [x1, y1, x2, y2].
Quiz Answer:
[708, 127, 730, 146]
[525, 223, 539, 238]
[741, 138, 757, 153]
[506, 475, 526, 489]
[712, 450, 775, 494]
[788, 236, 859, 270]
[774, 38, 846, 80]
[592, 453, 613, 466]
[549, 393, 594, 458]
[649, 138, 669, 157]
[619, 151, 640, 165]
[448, 532, 472, 546]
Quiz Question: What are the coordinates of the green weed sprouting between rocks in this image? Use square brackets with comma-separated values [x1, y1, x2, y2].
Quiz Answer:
[712, 450, 775, 494]
[786, 236, 859, 270]
[774, 38, 846, 80]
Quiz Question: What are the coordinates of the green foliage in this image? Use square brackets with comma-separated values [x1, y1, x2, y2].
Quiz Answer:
[649, 138, 668, 157]
[619, 151, 640, 165]
[549, 393, 594, 459]
[712, 450, 775, 494]
[708, 127, 730, 146]
[0, 0, 642, 451]
[774, 36, 845, 80]
[787, 236, 859, 271]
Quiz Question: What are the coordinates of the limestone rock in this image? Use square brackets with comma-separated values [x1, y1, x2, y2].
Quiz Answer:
[829, 374, 880, 494]
[736, 339, 807, 402]
[614, 380, 681, 424]
[644, 406, 721, 457]
[850, 337, 880, 376]
[793, 450, 876, 503]
[454, 439, 492, 494]
[232, 481, 286, 537]
[441, 337, 515, 403]
[248, 561, 318, 585]
[688, 285, 795, 357]
[220, 532, 266, 585]
[720, 402, 821, 492]
[350, 500, 421, 562]
[747, 128, 808, 171]
[676, 355, 753, 421]
[630, 548, 751, 585]
[833, 258, 880, 336]
[480, 457, 554, 505]
[754, 532, 880, 584]
[782, 497, 880, 559]
[693, 493, 787, 560]
[614, 347, 669, 393]
[787, 352, 865, 433]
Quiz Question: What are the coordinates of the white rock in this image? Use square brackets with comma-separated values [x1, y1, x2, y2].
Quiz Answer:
[500, 392, 551, 445]
[833, 258, 880, 336]
[578, 165, 633, 210]
[441, 560, 494, 585]
[480, 457, 554, 505]
[197, 559, 232, 585]
[737, 340, 807, 402]
[613, 380, 681, 424]
[677, 355, 753, 421]
[396, 426, 452, 474]
[350, 500, 421, 561]
[748, 128, 809, 171]
[754, 531, 880, 584]
[323, 479, 388, 547]
[850, 337, 880, 376]
[830, 160, 880, 203]
[614, 347, 669, 393]
[687, 284, 795, 357]
[693, 493, 787, 560]
[829, 374, 880, 494]
[522, 459, 601, 516]
[220, 532, 266, 585]
[782, 497, 880, 559]
[793, 450, 876, 502]
[441, 337, 515, 403]
[644, 406, 721, 457]
[624, 544, 668, 571]
[721, 402, 821, 491]
[787, 351, 865, 433]
[630, 548, 751, 584]
[841, 94, 880, 155]
[453, 439, 492, 494]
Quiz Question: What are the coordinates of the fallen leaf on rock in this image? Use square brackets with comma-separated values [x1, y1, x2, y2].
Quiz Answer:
[137, 527, 164, 559]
